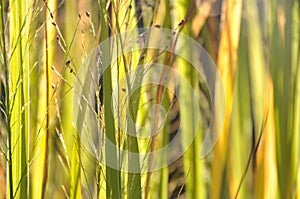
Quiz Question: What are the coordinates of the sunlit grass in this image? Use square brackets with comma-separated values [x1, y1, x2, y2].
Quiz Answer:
[0, 0, 299, 198]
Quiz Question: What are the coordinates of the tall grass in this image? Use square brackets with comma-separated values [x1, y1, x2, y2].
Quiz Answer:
[8, 0, 30, 198]
[0, 0, 299, 198]
[63, 0, 81, 197]
[211, 0, 243, 198]
[31, 1, 56, 198]
[174, 0, 206, 198]
[271, 0, 300, 198]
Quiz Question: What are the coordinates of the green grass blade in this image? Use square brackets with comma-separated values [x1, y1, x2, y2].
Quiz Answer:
[63, 1, 82, 198]
[271, 0, 299, 198]
[0, 0, 13, 198]
[9, 0, 30, 198]
[174, 1, 205, 198]
[98, 1, 121, 198]
[291, 1, 300, 197]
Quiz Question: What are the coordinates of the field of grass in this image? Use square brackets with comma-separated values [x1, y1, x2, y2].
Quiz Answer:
[0, 0, 299, 198]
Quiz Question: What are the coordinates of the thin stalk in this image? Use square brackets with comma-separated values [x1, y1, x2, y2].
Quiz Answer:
[98, 0, 121, 198]
[110, 1, 147, 198]
[158, 95, 171, 199]
[41, 1, 50, 197]
[145, 30, 177, 199]
[31, 1, 56, 198]
[174, 0, 205, 198]
[9, 0, 30, 197]
[0, 0, 13, 198]
[150, 1, 172, 198]
[63, 0, 81, 198]
[244, 1, 267, 197]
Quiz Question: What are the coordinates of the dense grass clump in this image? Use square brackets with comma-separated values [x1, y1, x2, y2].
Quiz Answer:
[0, 0, 299, 198]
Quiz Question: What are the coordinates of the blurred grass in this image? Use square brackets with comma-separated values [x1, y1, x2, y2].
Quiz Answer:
[174, 0, 206, 198]
[0, 0, 299, 198]
[211, 0, 242, 198]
